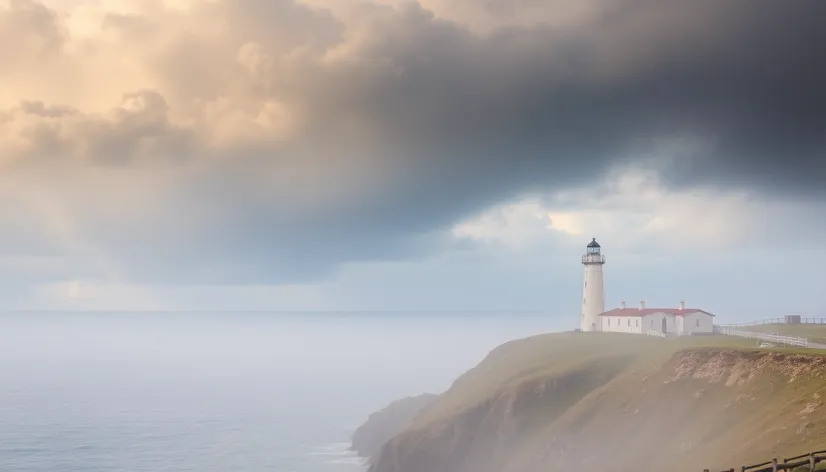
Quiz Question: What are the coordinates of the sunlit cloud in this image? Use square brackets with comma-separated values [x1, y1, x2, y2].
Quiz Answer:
[0, 0, 823, 311]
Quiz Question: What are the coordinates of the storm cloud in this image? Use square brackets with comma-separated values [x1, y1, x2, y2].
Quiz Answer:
[0, 0, 824, 291]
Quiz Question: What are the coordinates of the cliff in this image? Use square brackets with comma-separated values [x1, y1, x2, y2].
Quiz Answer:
[369, 332, 826, 472]
[351, 393, 438, 462]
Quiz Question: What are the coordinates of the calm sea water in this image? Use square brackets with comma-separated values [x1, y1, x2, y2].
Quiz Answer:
[0, 312, 559, 472]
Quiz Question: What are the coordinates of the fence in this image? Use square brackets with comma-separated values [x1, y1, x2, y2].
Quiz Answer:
[719, 318, 826, 328]
[714, 326, 809, 348]
[705, 449, 826, 472]
[645, 330, 666, 338]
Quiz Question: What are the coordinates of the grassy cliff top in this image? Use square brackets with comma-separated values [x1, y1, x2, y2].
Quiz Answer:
[374, 332, 826, 472]
[411, 332, 794, 429]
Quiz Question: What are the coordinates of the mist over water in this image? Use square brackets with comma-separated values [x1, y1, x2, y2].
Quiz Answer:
[0, 312, 559, 472]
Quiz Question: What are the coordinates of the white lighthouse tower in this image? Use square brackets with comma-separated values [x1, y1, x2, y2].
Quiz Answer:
[580, 238, 605, 332]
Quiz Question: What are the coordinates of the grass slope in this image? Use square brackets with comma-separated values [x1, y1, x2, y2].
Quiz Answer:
[410, 332, 755, 430]
[371, 332, 826, 472]
[351, 394, 437, 461]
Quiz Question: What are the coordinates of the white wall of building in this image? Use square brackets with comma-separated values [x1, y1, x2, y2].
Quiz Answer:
[598, 309, 715, 336]
[601, 316, 643, 334]
[680, 311, 715, 335]
[641, 312, 677, 334]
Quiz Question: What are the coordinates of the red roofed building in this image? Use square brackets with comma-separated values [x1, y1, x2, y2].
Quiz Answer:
[599, 300, 715, 335]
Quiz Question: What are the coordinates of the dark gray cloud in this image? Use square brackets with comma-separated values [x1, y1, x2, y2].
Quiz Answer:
[2, 0, 825, 288]
[310, 0, 826, 195]
[217, 0, 826, 282]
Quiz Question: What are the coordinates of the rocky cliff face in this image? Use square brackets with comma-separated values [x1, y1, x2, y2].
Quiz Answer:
[351, 393, 438, 462]
[368, 334, 826, 472]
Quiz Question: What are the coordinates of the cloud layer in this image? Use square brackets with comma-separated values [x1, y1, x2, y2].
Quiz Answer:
[1, 0, 825, 301]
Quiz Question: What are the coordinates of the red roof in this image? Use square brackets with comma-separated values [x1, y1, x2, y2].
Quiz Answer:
[598, 308, 714, 317]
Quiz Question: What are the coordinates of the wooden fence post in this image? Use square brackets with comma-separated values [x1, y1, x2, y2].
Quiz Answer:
[772, 458, 777, 472]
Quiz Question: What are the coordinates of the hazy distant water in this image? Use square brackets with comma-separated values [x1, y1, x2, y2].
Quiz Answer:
[0, 312, 560, 472]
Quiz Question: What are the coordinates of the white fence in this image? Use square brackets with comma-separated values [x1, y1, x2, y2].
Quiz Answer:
[719, 317, 826, 327]
[645, 330, 666, 338]
[714, 326, 809, 348]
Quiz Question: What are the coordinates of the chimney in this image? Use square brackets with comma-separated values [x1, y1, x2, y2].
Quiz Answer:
[679, 300, 685, 311]
[639, 300, 645, 310]
[621, 300, 626, 309]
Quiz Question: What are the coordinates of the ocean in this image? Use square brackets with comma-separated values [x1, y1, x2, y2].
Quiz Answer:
[0, 312, 559, 472]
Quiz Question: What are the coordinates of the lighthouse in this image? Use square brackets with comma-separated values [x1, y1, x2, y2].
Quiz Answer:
[580, 238, 606, 332]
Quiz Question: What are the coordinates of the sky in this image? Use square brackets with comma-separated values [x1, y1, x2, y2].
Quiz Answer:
[0, 0, 825, 321]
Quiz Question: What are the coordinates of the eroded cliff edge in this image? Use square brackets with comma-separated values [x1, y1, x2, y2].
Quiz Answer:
[351, 393, 438, 462]
[369, 333, 826, 472]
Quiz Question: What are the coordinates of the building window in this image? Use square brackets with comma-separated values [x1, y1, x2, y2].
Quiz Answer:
[696, 318, 700, 327]
[636, 320, 639, 327]
[627, 319, 630, 326]
[608, 319, 611, 326]
[650, 319, 653, 327]
[583, 298, 586, 304]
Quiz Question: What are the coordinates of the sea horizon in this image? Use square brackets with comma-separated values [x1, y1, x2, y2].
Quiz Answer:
[0, 311, 560, 472]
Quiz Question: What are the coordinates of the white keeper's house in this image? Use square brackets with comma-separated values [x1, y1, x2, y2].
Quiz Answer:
[579, 238, 715, 336]
[599, 300, 715, 336]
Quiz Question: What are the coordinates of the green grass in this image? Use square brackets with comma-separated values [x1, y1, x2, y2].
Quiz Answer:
[742, 324, 826, 345]
[791, 461, 826, 472]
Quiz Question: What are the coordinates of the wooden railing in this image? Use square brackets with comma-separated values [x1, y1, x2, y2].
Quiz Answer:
[705, 449, 826, 472]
